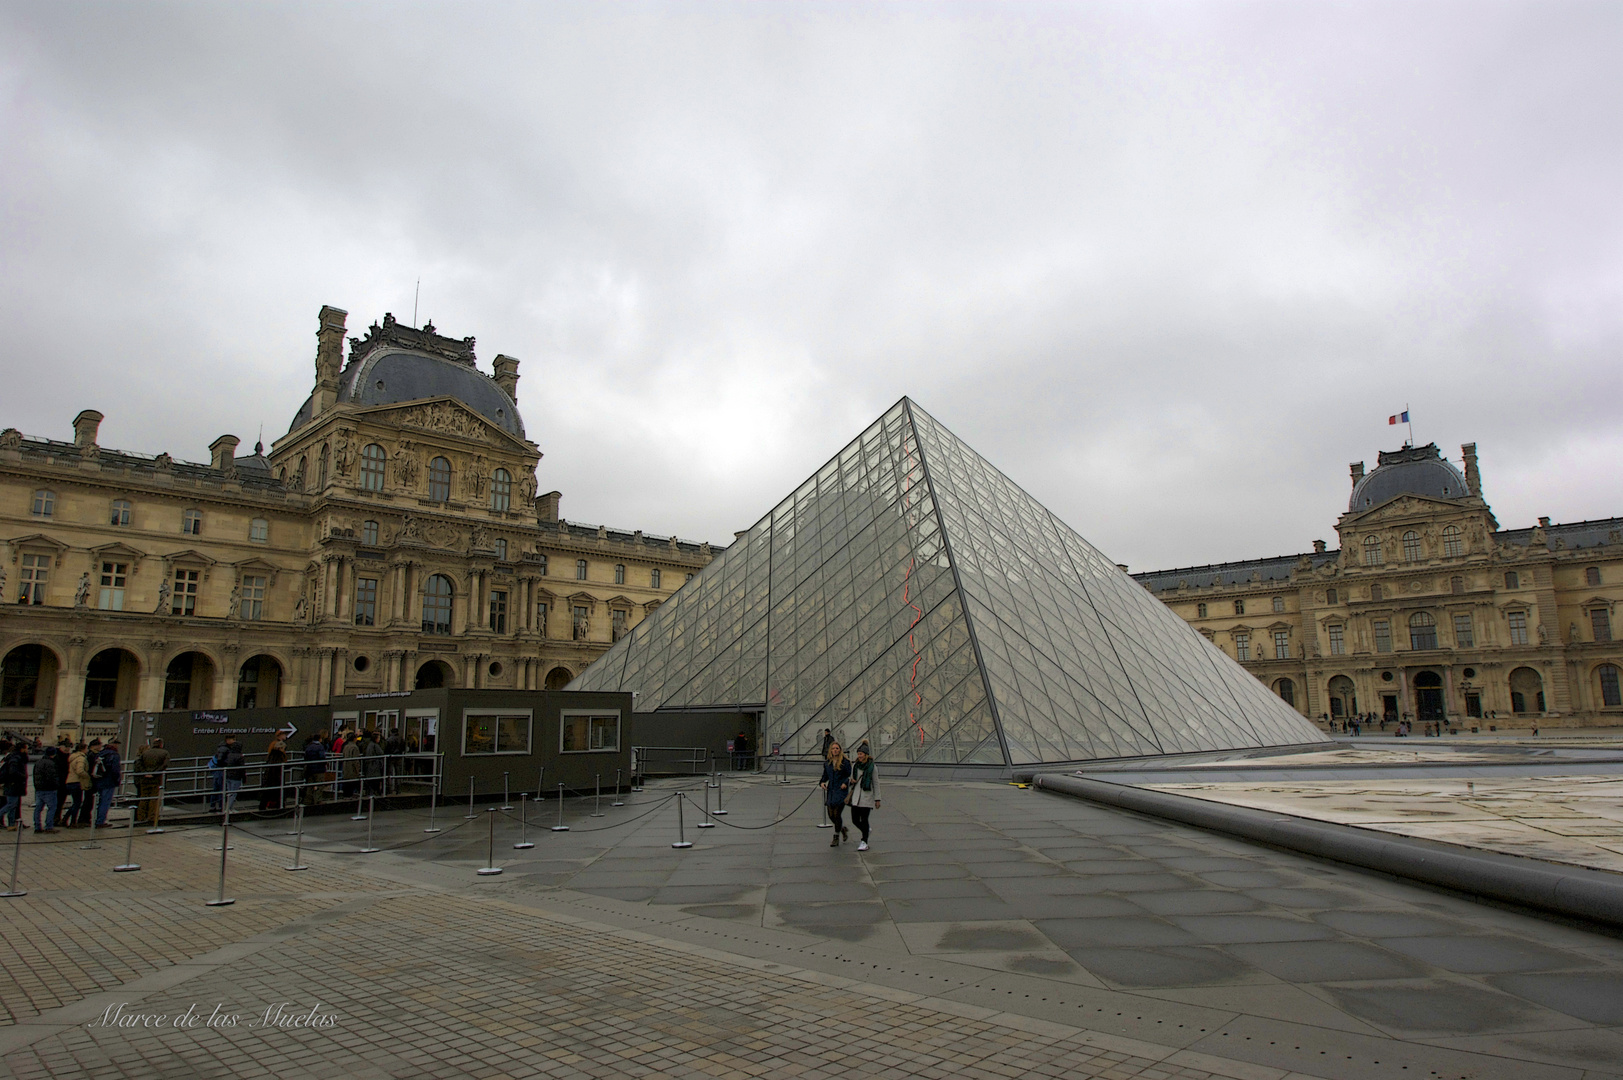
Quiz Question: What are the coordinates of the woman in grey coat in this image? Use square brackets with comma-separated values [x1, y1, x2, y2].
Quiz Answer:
[846, 745, 880, 851]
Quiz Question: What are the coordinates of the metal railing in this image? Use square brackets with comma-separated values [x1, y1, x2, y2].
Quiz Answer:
[112, 752, 445, 823]
[631, 746, 710, 777]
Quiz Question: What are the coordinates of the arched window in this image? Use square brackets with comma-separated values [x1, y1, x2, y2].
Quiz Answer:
[1272, 678, 1295, 707]
[422, 574, 453, 635]
[1328, 674, 1357, 717]
[1509, 666, 1544, 714]
[490, 469, 511, 511]
[1363, 536, 1383, 566]
[1402, 530, 1422, 562]
[1195, 601, 1206, 618]
[1442, 525, 1463, 557]
[494, 537, 508, 561]
[1408, 611, 1438, 651]
[182, 508, 202, 535]
[110, 499, 131, 526]
[651, 568, 662, 589]
[428, 457, 452, 502]
[360, 444, 387, 491]
[1599, 664, 1621, 708]
[1586, 566, 1602, 587]
[31, 489, 54, 517]
[1505, 571, 1519, 590]
[361, 520, 379, 546]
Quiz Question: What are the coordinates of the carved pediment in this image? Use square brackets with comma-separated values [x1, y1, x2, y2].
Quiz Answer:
[8, 532, 69, 553]
[360, 397, 529, 450]
[606, 594, 635, 609]
[164, 548, 218, 567]
[567, 591, 597, 609]
[233, 557, 281, 585]
[89, 541, 148, 562]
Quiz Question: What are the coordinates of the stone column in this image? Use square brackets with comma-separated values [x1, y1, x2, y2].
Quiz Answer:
[53, 639, 88, 736]
[464, 654, 478, 689]
[332, 649, 348, 697]
[217, 646, 241, 709]
[335, 557, 351, 622]
[137, 653, 165, 713]
[316, 648, 334, 706]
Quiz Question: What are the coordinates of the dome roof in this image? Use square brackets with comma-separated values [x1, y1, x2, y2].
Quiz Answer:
[1349, 443, 1468, 512]
[287, 315, 525, 437]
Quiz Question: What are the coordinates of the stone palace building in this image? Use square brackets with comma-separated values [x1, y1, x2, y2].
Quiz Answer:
[0, 306, 716, 741]
[1135, 443, 1622, 729]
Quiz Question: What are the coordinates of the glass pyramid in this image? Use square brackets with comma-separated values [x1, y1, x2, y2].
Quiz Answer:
[570, 398, 1328, 765]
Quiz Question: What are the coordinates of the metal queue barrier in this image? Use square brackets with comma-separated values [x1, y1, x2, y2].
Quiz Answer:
[111, 752, 445, 824]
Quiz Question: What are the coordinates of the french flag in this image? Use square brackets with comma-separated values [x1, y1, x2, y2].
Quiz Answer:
[1388, 411, 1409, 425]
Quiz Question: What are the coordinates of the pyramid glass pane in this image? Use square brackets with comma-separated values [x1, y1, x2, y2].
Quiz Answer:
[571, 398, 1329, 765]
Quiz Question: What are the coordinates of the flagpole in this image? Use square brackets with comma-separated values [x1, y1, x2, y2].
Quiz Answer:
[1406, 404, 1414, 447]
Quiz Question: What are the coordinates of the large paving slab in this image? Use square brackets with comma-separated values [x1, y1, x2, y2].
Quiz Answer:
[2, 773, 1622, 1078]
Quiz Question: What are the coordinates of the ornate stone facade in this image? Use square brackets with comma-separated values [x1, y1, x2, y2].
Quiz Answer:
[0, 306, 716, 740]
[1135, 443, 1623, 728]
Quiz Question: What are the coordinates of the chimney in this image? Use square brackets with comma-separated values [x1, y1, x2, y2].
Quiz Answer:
[492, 354, 520, 403]
[209, 435, 240, 473]
[311, 305, 348, 417]
[1538, 516, 1551, 528]
[72, 409, 104, 448]
[536, 490, 561, 522]
[1350, 461, 1365, 488]
[1313, 539, 1327, 554]
[1461, 442, 1480, 496]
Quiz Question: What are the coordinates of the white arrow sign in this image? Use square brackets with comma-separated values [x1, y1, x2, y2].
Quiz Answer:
[278, 722, 297, 742]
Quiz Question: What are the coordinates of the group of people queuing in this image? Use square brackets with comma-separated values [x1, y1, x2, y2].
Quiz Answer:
[818, 728, 881, 851]
[0, 735, 125, 832]
[298, 727, 420, 805]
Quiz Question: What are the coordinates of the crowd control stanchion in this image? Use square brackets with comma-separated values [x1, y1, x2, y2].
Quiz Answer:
[514, 793, 534, 849]
[286, 805, 309, 872]
[672, 792, 692, 849]
[780, 756, 790, 784]
[114, 805, 141, 873]
[147, 775, 167, 834]
[591, 775, 604, 818]
[286, 782, 304, 834]
[359, 796, 379, 853]
[714, 772, 728, 815]
[464, 778, 477, 820]
[1, 818, 26, 898]
[82, 808, 103, 850]
[551, 783, 569, 831]
[207, 808, 235, 906]
[697, 781, 715, 828]
[351, 787, 367, 821]
[612, 769, 625, 807]
[502, 772, 513, 811]
[478, 808, 503, 876]
[708, 769, 718, 789]
[424, 776, 442, 834]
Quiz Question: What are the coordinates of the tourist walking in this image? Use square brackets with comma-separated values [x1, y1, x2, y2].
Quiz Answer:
[62, 741, 91, 826]
[340, 733, 363, 798]
[134, 738, 170, 825]
[303, 732, 329, 804]
[820, 741, 851, 846]
[846, 745, 881, 851]
[260, 737, 288, 810]
[214, 735, 246, 814]
[0, 739, 25, 830]
[362, 731, 385, 797]
[820, 729, 834, 759]
[384, 728, 406, 793]
[31, 748, 60, 832]
[91, 738, 122, 828]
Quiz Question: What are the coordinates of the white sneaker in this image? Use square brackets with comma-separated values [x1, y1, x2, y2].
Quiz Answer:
[857, 841, 868, 851]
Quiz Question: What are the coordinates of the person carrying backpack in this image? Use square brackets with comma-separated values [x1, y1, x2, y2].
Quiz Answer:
[32, 750, 60, 832]
[0, 739, 27, 830]
[215, 736, 246, 814]
[92, 738, 122, 828]
[302, 732, 329, 804]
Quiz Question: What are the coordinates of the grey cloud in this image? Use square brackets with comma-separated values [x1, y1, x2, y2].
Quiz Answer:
[1, 1, 1619, 570]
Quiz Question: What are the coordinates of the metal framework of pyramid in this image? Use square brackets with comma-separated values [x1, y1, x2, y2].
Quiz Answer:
[570, 398, 1328, 766]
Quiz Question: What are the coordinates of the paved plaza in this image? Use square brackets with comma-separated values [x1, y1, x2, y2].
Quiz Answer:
[2, 773, 1622, 1080]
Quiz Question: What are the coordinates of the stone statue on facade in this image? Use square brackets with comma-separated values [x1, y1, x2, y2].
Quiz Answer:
[74, 572, 91, 608]
[333, 430, 355, 476]
[395, 442, 419, 487]
[228, 582, 241, 619]
[154, 579, 171, 614]
[0, 428, 20, 451]
[520, 473, 537, 503]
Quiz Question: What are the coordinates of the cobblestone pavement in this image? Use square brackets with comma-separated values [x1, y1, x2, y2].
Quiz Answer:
[2, 776, 1620, 1080]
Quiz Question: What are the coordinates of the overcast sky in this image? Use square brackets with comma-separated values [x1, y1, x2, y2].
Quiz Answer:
[2, 1, 1619, 570]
